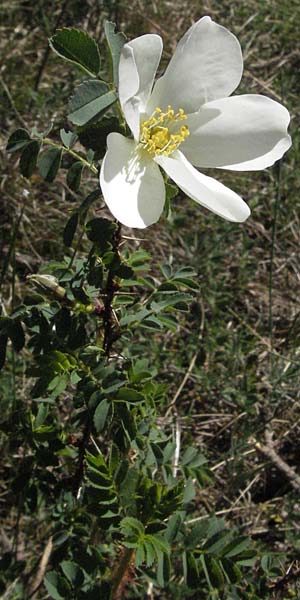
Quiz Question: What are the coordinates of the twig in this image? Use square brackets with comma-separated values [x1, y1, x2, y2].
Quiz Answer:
[244, 69, 283, 102]
[146, 581, 154, 599]
[172, 417, 181, 478]
[254, 429, 300, 492]
[165, 299, 205, 417]
[0, 75, 27, 128]
[27, 537, 53, 598]
[33, 0, 69, 94]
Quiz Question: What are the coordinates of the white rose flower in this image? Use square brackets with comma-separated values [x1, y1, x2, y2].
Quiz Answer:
[100, 16, 291, 228]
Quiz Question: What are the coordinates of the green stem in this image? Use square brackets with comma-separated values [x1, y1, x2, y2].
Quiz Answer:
[40, 138, 99, 175]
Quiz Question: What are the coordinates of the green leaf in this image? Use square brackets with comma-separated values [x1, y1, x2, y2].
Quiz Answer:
[60, 561, 84, 587]
[120, 516, 144, 541]
[144, 540, 156, 567]
[183, 552, 199, 589]
[135, 544, 145, 566]
[118, 465, 139, 509]
[186, 522, 211, 551]
[220, 557, 242, 584]
[157, 551, 171, 587]
[151, 292, 193, 312]
[49, 28, 100, 76]
[38, 148, 62, 182]
[183, 478, 195, 504]
[44, 571, 71, 599]
[203, 530, 232, 555]
[48, 373, 69, 400]
[7, 128, 30, 153]
[222, 536, 251, 559]
[34, 403, 48, 428]
[86, 217, 117, 244]
[104, 21, 127, 85]
[115, 387, 143, 403]
[68, 80, 117, 126]
[79, 189, 101, 215]
[94, 399, 110, 433]
[66, 161, 83, 191]
[78, 117, 123, 159]
[164, 512, 182, 543]
[160, 264, 172, 279]
[60, 128, 77, 148]
[164, 181, 178, 218]
[52, 530, 70, 547]
[32, 424, 59, 442]
[181, 447, 199, 466]
[209, 557, 225, 587]
[63, 212, 79, 247]
[31, 123, 53, 139]
[19, 140, 40, 178]
[199, 554, 213, 590]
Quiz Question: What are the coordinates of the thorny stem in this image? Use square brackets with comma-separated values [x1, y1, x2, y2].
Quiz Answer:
[110, 547, 135, 600]
[73, 224, 122, 495]
[103, 221, 122, 356]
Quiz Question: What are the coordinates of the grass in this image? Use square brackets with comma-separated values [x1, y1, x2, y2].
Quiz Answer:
[1, 0, 300, 597]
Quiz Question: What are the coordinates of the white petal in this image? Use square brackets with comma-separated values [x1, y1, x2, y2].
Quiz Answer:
[182, 94, 291, 170]
[156, 151, 250, 222]
[147, 16, 243, 115]
[119, 34, 162, 139]
[100, 133, 165, 229]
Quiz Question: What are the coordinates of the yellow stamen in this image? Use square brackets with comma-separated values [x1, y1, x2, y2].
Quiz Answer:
[140, 105, 190, 157]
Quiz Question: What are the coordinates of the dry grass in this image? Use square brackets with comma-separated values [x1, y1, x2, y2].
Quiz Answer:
[1, 0, 300, 597]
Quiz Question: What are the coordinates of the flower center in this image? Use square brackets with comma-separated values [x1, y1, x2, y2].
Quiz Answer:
[140, 105, 190, 157]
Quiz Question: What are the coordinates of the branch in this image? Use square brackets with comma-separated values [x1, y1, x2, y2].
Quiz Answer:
[27, 537, 53, 598]
[254, 428, 300, 492]
[110, 547, 135, 600]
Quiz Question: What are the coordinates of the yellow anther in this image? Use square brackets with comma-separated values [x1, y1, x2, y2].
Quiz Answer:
[178, 108, 187, 120]
[140, 105, 189, 157]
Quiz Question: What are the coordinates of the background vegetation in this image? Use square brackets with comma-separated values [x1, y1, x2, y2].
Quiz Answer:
[1, 0, 300, 598]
